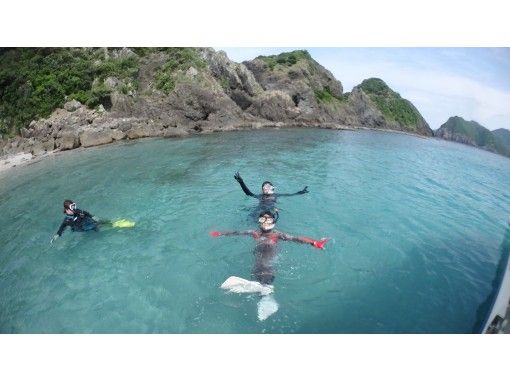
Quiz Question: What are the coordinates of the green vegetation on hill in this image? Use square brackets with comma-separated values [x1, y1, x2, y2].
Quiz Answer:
[154, 48, 207, 93]
[492, 128, 510, 151]
[257, 50, 312, 70]
[0, 48, 209, 136]
[359, 78, 420, 127]
[437, 116, 510, 157]
[441, 116, 497, 146]
[314, 86, 346, 104]
[0, 48, 139, 136]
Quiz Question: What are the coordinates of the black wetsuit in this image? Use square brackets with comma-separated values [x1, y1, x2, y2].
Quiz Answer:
[235, 174, 308, 216]
[56, 209, 98, 236]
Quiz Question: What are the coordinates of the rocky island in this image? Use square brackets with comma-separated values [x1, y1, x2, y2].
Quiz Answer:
[434, 116, 510, 158]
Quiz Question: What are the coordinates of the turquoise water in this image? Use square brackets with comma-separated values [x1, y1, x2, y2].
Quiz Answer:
[1, 128, 509, 333]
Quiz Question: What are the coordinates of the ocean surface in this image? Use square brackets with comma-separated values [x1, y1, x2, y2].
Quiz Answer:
[1, 128, 509, 333]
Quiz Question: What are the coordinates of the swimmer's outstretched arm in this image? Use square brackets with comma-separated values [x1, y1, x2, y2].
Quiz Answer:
[278, 231, 329, 249]
[234, 172, 257, 198]
[276, 186, 309, 197]
[51, 219, 70, 243]
[210, 230, 256, 238]
[55, 217, 75, 236]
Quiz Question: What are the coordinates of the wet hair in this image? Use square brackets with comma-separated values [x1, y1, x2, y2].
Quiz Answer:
[261, 181, 273, 190]
[63, 199, 74, 213]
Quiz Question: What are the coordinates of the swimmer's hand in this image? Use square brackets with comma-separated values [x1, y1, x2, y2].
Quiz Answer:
[313, 238, 330, 250]
[92, 216, 99, 222]
[210, 231, 222, 237]
[234, 171, 243, 183]
[50, 234, 59, 244]
[298, 186, 309, 194]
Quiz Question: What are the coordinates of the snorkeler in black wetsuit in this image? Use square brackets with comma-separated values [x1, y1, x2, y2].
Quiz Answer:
[51, 200, 102, 243]
[234, 171, 309, 215]
[210, 210, 329, 286]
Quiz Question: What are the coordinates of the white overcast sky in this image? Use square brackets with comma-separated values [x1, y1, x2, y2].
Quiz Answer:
[218, 48, 510, 131]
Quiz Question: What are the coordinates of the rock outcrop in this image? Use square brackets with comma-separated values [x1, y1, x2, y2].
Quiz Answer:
[434, 116, 510, 157]
[0, 48, 435, 158]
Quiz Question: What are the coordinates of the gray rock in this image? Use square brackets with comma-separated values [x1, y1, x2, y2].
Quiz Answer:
[104, 77, 120, 90]
[20, 137, 35, 153]
[56, 130, 81, 150]
[115, 121, 138, 132]
[344, 87, 386, 128]
[163, 128, 189, 138]
[64, 100, 83, 112]
[240, 54, 345, 124]
[126, 125, 163, 139]
[248, 90, 300, 121]
[31, 142, 46, 156]
[110, 129, 126, 140]
[202, 49, 263, 97]
[80, 130, 113, 147]
[186, 67, 198, 78]
[20, 127, 32, 138]
[42, 138, 55, 151]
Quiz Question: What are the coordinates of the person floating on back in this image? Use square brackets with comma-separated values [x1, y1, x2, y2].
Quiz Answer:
[51, 200, 134, 243]
[234, 171, 309, 215]
[210, 210, 329, 321]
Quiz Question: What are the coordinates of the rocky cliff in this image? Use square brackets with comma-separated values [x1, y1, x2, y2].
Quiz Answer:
[0, 48, 433, 157]
[434, 116, 510, 157]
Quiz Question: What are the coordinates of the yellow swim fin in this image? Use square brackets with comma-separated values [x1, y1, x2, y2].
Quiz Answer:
[111, 219, 136, 228]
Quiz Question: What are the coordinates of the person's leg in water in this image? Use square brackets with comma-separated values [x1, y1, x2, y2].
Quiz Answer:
[253, 246, 277, 286]
[80, 218, 100, 232]
[253, 245, 279, 321]
[84, 218, 112, 232]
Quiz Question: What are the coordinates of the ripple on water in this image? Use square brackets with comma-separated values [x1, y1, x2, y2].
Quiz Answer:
[0, 129, 509, 333]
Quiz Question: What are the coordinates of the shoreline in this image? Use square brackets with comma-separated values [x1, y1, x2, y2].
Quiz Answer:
[0, 150, 59, 176]
[0, 124, 430, 177]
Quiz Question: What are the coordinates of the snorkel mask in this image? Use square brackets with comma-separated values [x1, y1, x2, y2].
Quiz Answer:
[261, 181, 275, 195]
[258, 210, 279, 231]
[63, 200, 76, 213]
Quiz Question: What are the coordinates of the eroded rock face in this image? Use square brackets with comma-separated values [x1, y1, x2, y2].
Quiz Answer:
[125, 125, 163, 139]
[248, 90, 300, 121]
[202, 49, 263, 97]
[1, 48, 434, 159]
[80, 130, 114, 147]
[56, 129, 81, 150]
[243, 54, 343, 122]
[344, 88, 386, 128]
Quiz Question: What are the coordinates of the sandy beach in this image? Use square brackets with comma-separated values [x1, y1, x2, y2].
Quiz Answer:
[0, 152, 35, 173]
